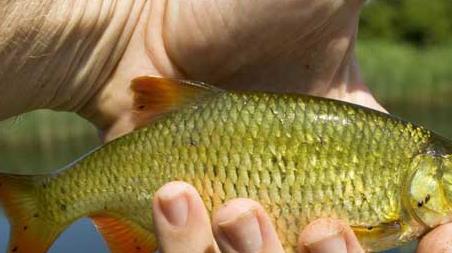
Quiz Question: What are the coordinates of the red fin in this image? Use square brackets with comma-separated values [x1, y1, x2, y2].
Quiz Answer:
[0, 175, 67, 253]
[91, 214, 158, 253]
[131, 76, 221, 128]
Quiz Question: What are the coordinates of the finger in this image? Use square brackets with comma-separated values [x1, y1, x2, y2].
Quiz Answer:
[298, 218, 365, 253]
[152, 181, 220, 253]
[417, 223, 452, 253]
[212, 198, 284, 253]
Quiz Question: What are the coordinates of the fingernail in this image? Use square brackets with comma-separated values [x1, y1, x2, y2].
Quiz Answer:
[158, 184, 189, 227]
[218, 208, 263, 253]
[305, 231, 347, 253]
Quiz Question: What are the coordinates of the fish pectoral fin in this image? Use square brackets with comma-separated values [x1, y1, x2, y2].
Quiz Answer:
[91, 213, 158, 253]
[352, 221, 401, 236]
[131, 76, 223, 128]
[352, 221, 403, 252]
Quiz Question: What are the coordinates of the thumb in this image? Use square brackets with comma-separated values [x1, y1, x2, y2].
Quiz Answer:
[417, 223, 452, 253]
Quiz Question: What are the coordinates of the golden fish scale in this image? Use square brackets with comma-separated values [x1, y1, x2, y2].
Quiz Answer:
[35, 92, 430, 252]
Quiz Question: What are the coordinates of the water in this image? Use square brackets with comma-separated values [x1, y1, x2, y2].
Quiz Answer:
[0, 217, 108, 253]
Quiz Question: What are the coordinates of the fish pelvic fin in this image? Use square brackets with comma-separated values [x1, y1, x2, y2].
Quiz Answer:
[0, 174, 67, 253]
[352, 221, 404, 252]
[91, 213, 158, 253]
[130, 76, 223, 128]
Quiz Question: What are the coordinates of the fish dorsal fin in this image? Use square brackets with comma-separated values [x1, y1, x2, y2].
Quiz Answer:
[131, 76, 222, 127]
[91, 213, 158, 253]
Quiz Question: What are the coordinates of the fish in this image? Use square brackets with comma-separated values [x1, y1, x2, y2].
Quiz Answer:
[0, 76, 451, 253]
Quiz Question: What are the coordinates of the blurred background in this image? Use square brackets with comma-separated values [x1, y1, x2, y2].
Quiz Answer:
[0, 0, 451, 252]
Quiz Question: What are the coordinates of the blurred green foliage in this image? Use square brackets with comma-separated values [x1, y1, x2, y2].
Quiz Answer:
[357, 40, 452, 106]
[360, 0, 452, 46]
[357, 40, 452, 139]
[0, 111, 99, 173]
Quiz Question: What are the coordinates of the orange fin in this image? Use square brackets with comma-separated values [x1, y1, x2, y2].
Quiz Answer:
[131, 76, 222, 128]
[91, 213, 158, 253]
[0, 175, 67, 253]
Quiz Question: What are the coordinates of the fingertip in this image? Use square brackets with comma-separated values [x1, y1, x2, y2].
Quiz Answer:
[152, 181, 219, 252]
[213, 198, 284, 253]
[298, 219, 364, 253]
[212, 198, 262, 224]
[153, 181, 191, 227]
[153, 181, 209, 227]
[417, 223, 452, 253]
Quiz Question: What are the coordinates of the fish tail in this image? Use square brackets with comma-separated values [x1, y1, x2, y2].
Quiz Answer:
[0, 174, 67, 253]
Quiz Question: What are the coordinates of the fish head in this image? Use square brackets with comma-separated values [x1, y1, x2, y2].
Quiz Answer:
[407, 154, 452, 228]
[440, 154, 452, 213]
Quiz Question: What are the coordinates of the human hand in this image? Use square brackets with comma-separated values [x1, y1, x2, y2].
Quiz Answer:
[417, 224, 452, 253]
[0, 0, 384, 136]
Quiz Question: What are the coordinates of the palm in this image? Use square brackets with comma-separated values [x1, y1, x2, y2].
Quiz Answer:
[157, 0, 362, 94]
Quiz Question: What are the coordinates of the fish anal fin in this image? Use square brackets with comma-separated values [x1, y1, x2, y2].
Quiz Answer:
[91, 214, 158, 253]
[131, 76, 221, 128]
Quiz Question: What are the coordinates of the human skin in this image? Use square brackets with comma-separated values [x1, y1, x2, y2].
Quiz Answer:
[1, 0, 450, 252]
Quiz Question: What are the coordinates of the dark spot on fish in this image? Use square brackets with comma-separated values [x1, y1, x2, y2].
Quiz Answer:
[60, 204, 67, 211]
[417, 200, 424, 208]
[11, 246, 18, 252]
[33, 213, 39, 218]
[304, 64, 311, 70]
[425, 194, 431, 204]
[212, 165, 218, 177]
[135, 246, 141, 251]
[189, 137, 197, 146]
[271, 156, 278, 164]
[138, 105, 145, 110]
[23, 226, 28, 231]
[281, 156, 288, 166]
[367, 226, 373, 230]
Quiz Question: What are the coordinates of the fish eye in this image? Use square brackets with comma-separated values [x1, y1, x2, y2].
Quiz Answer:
[425, 194, 431, 203]
[417, 194, 432, 208]
[417, 200, 424, 208]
